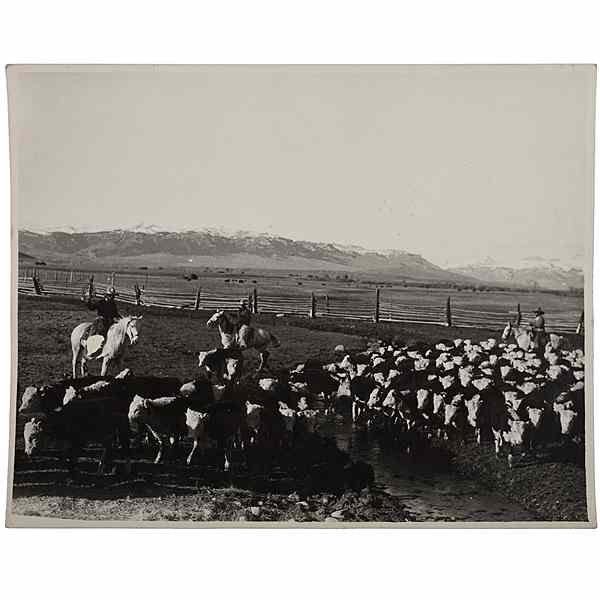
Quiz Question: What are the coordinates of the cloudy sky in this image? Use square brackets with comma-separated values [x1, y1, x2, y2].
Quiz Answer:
[9, 65, 594, 267]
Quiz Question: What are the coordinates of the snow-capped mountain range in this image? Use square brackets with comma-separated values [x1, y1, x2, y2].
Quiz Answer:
[18, 226, 583, 289]
[451, 255, 583, 290]
[18, 226, 463, 281]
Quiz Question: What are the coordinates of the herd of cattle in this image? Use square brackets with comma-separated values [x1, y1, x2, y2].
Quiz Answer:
[328, 336, 585, 467]
[17, 333, 585, 476]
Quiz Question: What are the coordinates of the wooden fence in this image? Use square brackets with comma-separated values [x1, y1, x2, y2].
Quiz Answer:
[17, 268, 584, 334]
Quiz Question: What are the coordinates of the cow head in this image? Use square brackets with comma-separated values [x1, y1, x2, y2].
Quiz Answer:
[127, 396, 147, 433]
[23, 417, 47, 457]
[557, 408, 578, 436]
[527, 407, 544, 428]
[458, 366, 474, 387]
[465, 395, 483, 427]
[279, 407, 296, 433]
[62, 386, 79, 406]
[504, 419, 530, 447]
[444, 399, 463, 427]
[19, 385, 43, 414]
[416, 389, 431, 411]
[433, 393, 446, 415]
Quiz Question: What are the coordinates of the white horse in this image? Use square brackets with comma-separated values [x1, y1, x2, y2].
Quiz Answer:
[206, 309, 279, 371]
[501, 321, 534, 351]
[70, 315, 143, 377]
[502, 320, 559, 353]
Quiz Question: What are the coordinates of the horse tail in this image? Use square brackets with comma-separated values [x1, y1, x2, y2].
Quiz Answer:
[270, 333, 280, 348]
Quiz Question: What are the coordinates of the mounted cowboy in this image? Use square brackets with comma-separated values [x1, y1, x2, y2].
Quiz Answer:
[85, 285, 122, 357]
[236, 298, 253, 349]
[206, 308, 279, 371]
[530, 307, 546, 354]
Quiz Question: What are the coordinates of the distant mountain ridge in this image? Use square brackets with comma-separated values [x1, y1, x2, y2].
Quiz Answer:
[452, 264, 583, 290]
[18, 228, 469, 282]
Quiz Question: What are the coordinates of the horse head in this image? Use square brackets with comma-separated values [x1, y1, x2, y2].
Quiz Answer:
[126, 315, 143, 345]
[501, 321, 513, 341]
[206, 310, 225, 328]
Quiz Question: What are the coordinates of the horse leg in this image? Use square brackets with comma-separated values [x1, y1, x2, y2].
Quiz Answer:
[187, 440, 198, 466]
[100, 356, 110, 377]
[80, 354, 88, 377]
[257, 350, 269, 372]
[146, 426, 163, 464]
[72, 346, 80, 379]
[223, 441, 232, 472]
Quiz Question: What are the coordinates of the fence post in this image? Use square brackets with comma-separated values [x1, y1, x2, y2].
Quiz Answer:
[309, 292, 316, 318]
[253, 288, 258, 314]
[325, 294, 330, 315]
[32, 275, 43, 295]
[373, 288, 379, 323]
[446, 296, 452, 327]
[516, 303, 522, 325]
[374, 288, 380, 323]
[134, 283, 143, 306]
[576, 310, 584, 335]
[194, 287, 201, 310]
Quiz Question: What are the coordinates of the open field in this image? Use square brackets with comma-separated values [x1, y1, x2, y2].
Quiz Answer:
[19, 265, 584, 332]
[11, 295, 587, 522]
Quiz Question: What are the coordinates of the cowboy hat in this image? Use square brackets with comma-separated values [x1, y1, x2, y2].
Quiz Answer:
[534, 307, 545, 315]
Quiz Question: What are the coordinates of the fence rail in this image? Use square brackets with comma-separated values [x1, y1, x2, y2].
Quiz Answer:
[17, 269, 584, 335]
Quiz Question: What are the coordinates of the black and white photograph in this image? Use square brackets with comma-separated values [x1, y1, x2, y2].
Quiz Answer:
[6, 64, 596, 527]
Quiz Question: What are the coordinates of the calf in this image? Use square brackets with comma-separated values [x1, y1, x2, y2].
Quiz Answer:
[19, 375, 107, 414]
[62, 380, 113, 405]
[185, 407, 211, 465]
[198, 348, 243, 383]
[23, 397, 131, 474]
[487, 388, 510, 457]
[554, 406, 583, 442]
[290, 369, 340, 414]
[444, 396, 467, 440]
[349, 375, 374, 424]
[179, 378, 228, 411]
[465, 394, 485, 445]
[503, 418, 532, 468]
[204, 401, 245, 471]
[128, 395, 189, 463]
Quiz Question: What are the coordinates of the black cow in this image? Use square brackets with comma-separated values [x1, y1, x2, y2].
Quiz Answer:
[23, 396, 131, 474]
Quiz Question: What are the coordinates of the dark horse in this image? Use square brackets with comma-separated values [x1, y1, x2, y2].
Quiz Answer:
[206, 310, 280, 371]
